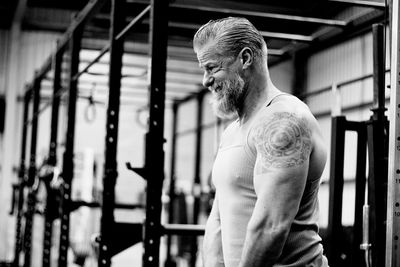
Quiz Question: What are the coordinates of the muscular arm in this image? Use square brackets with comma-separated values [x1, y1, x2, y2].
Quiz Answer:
[203, 194, 225, 267]
[239, 112, 312, 267]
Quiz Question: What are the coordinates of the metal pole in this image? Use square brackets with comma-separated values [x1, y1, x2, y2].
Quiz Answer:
[142, 0, 169, 266]
[190, 91, 204, 267]
[386, 0, 400, 265]
[42, 47, 64, 267]
[23, 76, 42, 267]
[12, 88, 31, 267]
[58, 25, 82, 267]
[98, 0, 125, 266]
[326, 116, 346, 266]
[367, 22, 388, 267]
[165, 102, 179, 267]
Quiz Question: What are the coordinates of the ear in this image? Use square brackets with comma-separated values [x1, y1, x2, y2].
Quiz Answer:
[239, 47, 253, 70]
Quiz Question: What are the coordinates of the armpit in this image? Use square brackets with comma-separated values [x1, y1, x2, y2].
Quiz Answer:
[252, 112, 312, 172]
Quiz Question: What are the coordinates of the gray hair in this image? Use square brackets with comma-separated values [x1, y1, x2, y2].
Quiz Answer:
[193, 17, 267, 60]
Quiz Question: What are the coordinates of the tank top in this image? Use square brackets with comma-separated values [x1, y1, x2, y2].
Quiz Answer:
[211, 94, 328, 267]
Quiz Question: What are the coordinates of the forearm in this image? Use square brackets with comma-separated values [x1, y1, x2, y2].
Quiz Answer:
[238, 226, 289, 267]
[203, 232, 225, 267]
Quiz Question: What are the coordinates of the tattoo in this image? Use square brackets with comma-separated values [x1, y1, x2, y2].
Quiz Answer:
[252, 112, 312, 172]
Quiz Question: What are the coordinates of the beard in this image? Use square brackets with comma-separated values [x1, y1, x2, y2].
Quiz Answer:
[209, 71, 246, 119]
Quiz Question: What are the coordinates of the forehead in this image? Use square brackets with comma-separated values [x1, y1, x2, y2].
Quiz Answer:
[196, 41, 221, 66]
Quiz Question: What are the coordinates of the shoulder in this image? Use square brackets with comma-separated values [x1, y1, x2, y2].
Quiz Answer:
[248, 95, 317, 168]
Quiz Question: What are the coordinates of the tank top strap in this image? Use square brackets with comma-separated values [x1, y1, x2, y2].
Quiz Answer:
[265, 92, 290, 107]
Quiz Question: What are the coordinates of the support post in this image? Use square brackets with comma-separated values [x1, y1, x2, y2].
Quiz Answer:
[58, 25, 82, 267]
[326, 116, 346, 267]
[165, 102, 179, 267]
[23, 76, 42, 267]
[386, 0, 400, 265]
[367, 23, 388, 267]
[142, 0, 169, 266]
[12, 89, 31, 267]
[42, 47, 64, 267]
[190, 91, 204, 267]
[98, 0, 125, 266]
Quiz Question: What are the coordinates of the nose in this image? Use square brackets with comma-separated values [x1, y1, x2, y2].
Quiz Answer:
[202, 72, 214, 88]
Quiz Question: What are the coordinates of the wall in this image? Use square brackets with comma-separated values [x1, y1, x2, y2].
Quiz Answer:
[304, 29, 390, 227]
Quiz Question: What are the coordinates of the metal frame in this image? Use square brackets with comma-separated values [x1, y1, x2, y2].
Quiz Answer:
[42, 44, 64, 267]
[98, 0, 125, 266]
[385, 0, 400, 265]
[23, 75, 42, 267]
[141, 0, 169, 266]
[12, 89, 31, 267]
[325, 116, 367, 267]
[58, 25, 83, 267]
[190, 90, 205, 267]
[165, 101, 179, 267]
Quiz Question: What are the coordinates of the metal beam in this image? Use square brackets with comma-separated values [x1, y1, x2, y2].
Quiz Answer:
[166, 21, 313, 42]
[98, 0, 125, 265]
[58, 25, 83, 267]
[128, 0, 347, 27]
[12, 89, 30, 267]
[142, 0, 169, 266]
[173, 4, 347, 27]
[327, 0, 386, 8]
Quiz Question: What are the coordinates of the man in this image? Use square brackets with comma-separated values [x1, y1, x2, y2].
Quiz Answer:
[193, 17, 328, 267]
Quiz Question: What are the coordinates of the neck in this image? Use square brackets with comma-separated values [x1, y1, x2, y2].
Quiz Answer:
[237, 66, 280, 124]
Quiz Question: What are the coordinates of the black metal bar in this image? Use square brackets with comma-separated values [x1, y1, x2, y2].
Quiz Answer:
[368, 22, 388, 267]
[372, 23, 387, 118]
[98, 0, 125, 265]
[327, 0, 386, 9]
[23, 76, 42, 267]
[165, 101, 179, 267]
[42, 47, 64, 267]
[115, 5, 151, 41]
[190, 90, 204, 267]
[314, 98, 390, 119]
[142, 0, 169, 266]
[73, 44, 110, 82]
[73, 5, 150, 82]
[353, 123, 368, 267]
[31, 0, 109, 83]
[367, 118, 388, 267]
[12, 89, 31, 267]
[58, 25, 83, 267]
[163, 224, 205, 236]
[326, 116, 346, 266]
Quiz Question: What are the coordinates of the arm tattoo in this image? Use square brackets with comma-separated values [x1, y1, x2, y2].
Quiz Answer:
[252, 112, 312, 172]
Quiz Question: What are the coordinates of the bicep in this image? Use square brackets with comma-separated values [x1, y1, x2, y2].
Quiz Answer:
[250, 112, 312, 226]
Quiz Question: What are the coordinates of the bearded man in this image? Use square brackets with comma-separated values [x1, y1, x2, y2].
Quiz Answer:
[193, 17, 329, 267]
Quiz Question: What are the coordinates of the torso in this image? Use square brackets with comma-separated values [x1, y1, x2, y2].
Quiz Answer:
[211, 93, 328, 267]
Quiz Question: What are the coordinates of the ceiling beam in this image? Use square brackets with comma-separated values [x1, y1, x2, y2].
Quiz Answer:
[327, 0, 386, 9]
[172, 4, 347, 27]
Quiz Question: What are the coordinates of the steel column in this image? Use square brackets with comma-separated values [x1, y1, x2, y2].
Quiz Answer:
[165, 102, 179, 267]
[142, 0, 169, 266]
[58, 25, 83, 267]
[98, 0, 125, 266]
[326, 116, 346, 266]
[190, 91, 204, 267]
[23, 76, 42, 267]
[367, 23, 388, 267]
[42, 47, 64, 267]
[12, 89, 31, 267]
[386, 0, 400, 264]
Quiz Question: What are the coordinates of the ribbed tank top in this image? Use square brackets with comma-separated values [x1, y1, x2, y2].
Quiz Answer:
[211, 94, 328, 267]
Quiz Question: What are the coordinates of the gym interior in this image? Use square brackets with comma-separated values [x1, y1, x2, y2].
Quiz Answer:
[0, 0, 398, 266]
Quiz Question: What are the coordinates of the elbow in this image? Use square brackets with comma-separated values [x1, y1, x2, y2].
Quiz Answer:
[246, 220, 291, 242]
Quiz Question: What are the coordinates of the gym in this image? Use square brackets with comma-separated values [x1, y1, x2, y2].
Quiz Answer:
[0, 0, 396, 266]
